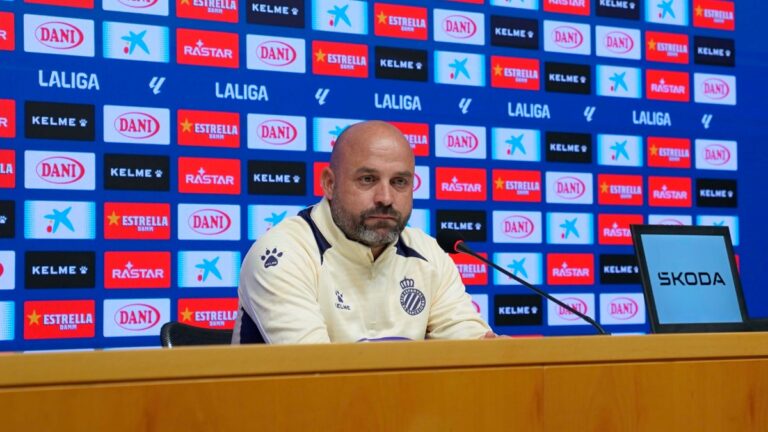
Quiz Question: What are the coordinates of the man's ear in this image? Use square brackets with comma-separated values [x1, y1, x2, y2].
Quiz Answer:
[320, 167, 335, 200]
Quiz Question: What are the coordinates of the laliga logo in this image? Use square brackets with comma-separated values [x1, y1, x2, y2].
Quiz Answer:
[115, 303, 161, 331]
[118, 0, 160, 8]
[36, 156, 85, 184]
[502, 215, 534, 239]
[413, 173, 422, 192]
[609, 297, 639, 320]
[257, 41, 297, 66]
[553, 26, 583, 49]
[605, 31, 633, 54]
[442, 15, 477, 38]
[115, 112, 160, 139]
[704, 144, 731, 165]
[35, 22, 84, 50]
[189, 209, 231, 235]
[258, 119, 297, 145]
[559, 297, 588, 320]
[445, 130, 479, 153]
[555, 176, 586, 199]
[702, 78, 730, 100]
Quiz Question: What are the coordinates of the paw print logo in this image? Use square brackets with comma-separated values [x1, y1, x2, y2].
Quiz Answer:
[155, 169, 164, 178]
[261, 248, 283, 269]
[79, 266, 89, 275]
[0, 216, 6, 224]
[79, 118, 88, 128]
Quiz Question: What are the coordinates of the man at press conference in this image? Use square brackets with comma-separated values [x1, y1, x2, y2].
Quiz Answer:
[232, 120, 496, 344]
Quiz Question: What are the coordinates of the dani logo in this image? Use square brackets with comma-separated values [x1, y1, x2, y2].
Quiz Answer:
[24, 150, 95, 190]
[247, 114, 306, 151]
[695, 139, 737, 171]
[178, 204, 240, 240]
[600, 293, 645, 325]
[543, 20, 591, 55]
[694, 73, 736, 105]
[595, 25, 640, 59]
[246, 35, 305, 73]
[545, 171, 593, 204]
[104, 105, 170, 145]
[492, 211, 542, 244]
[24, 14, 95, 57]
[547, 294, 595, 326]
[103, 0, 169, 16]
[434, 124, 486, 159]
[103, 298, 170, 337]
[433, 9, 485, 45]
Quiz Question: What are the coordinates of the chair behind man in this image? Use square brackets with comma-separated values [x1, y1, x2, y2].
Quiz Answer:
[160, 321, 233, 347]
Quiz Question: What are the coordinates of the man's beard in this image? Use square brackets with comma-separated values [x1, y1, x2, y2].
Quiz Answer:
[329, 200, 410, 248]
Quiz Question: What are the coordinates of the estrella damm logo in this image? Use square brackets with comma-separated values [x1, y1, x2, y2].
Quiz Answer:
[104, 202, 171, 239]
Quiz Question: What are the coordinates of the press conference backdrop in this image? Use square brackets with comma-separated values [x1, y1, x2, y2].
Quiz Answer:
[0, 0, 765, 351]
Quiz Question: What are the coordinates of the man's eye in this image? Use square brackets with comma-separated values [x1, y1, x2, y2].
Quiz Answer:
[393, 178, 410, 187]
[360, 176, 375, 184]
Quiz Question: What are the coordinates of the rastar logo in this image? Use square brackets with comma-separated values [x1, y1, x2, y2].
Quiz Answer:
[598, 214, 642, 245]
[0, 99, 14, 138]
[693, 0, 735, 31]
[646, 31, 689, 64]
[104, 251, 171, 289]
[491, 56, 540, 90]
[451, 252, 488, 286]
[648, 176, 692, 207]
[492, 169, 542, 202]
[435, 167, 486, 201]
[312, 40, 368, 78]
[178, 109, 240, 148]
[176, 0, 238, 23]
[104, 202, 171, 239]
[178, 157, 241, 195]
[374, 3, 428, 40]
[648, 137, 691, 168]
[695, 73, 736, 105]
[178, 298, 239, 329]
[189, 209, 232, 235]
[24, 300, 95, 340]
[176, 28, 239, 68]
[598, 174, 643, 206]
[500, 214, 536, 240]
[646, 69, 690, 102]
[544, 0, 590, 16]
[0, 13, 14, 52]
[0, 150, 14, 188]
[390, 122, 429, 157]
[547, 253, 594, 285]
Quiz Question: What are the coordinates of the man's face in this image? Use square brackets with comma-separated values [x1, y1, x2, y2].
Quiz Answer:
[324, 127, 414, 248]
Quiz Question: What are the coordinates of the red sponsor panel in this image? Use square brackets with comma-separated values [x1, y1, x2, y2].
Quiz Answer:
[491, 56, 540, 90]
[647, 137, 691, 168]
[435, 167, 487, 201]
[178, 109, 240, 148]
[104, 251, 171, 289]
[178, 157, 241, 195]
[176, 28, 239, 68]
[646, 69, 690, 102]
[451, 252, 488, 286]
[492, 169, 542, 202]
[314, 161, 329, 196]
[648, 176, 692, 207]
[312, 41, 369, 78]
[0, 149, 14, 188]
[389, 121, 429, 157]
[598, 174, 643, 206]
[543, 0, 590, 16]
[0, 99, 15, 138]
[104, 202, 171, 239]
[547, 253, 594, 285]
[645, 31, 689, 64]
[0, 12, 14, 51]
[598, 213, 643, 245]
[374, 3, 428, 40]
[178, 298, 239, 329]
[24, 300, 95, 340]
[25, 0, 93, 8]
[177, 0, 238, 23]
[694, 0, 735, 31]
[447, 0, 483, 3]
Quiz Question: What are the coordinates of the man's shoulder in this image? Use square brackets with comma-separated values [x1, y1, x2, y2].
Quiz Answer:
[400, 226, 443, 260]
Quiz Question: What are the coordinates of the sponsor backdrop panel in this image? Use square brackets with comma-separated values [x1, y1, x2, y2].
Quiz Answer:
[0, 0, 765, 350]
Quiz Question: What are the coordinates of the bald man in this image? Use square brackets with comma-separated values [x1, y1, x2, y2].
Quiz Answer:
[233, 121, 492, 344]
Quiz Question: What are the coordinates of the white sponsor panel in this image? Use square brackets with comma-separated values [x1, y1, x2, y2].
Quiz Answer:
[0, 251, 15, 290]
[433, 9, 485, 46]
[492, 211, 542, 244]
[178, 204, 241, 241]
[596, 65, 641, 99]
[595, 25, 641, 60]
[600, 293, 646, 325]
[645, 0, 689, 26]
[103, 298, 170, 337]
[694, 73, 736, 106]
[696, 215, 739, 246]
[102, 0, 169, 16]
[24, 200, 96, 240]
[545, 171, 594, 204]
[546, 212, 594, 245]
[434, 51, 486, 86]
[103, 105, 170, 145]
[597, 134, 643, 167]
[313, 117, 363, 152]
[0, 301, 12, 341]
[547, 293, 595, 326]
[246, 34, 306, 73]
[178, 251, 241, 288]
[24, 150, 96, 190]
[492, 128, 541, 162]
[407, 208, 430, 235]
[493, 252, 543, 286]
[470, 294, 489, 323]
[247, 204, 304, 240]
[247, 114, 307, 151]
[543, 20, 591, 55]
[435, 124, 487, 159]
[311, 0, 368, 35]
[24, 14, 95, 57]
[647, 214, 692, 226]
[413, 165, 430, 200]
[695, 139, 737, 171]
[490, 0, 538, 10]
[103, 21, 169, 63]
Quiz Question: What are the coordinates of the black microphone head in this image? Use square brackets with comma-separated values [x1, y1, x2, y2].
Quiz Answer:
[436, 230, 465, 254]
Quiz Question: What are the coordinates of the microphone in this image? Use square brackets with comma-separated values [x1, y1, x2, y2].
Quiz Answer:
[437, 230, 609, 335]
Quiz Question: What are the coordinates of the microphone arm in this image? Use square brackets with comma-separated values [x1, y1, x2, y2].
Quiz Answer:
[454, 241, 610, 335]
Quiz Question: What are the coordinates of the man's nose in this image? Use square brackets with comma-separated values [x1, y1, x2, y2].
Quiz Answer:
[374, 182, 394, 206]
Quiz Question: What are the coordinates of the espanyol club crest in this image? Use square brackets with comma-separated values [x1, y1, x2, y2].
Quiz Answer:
[399, 277, 425, 316]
